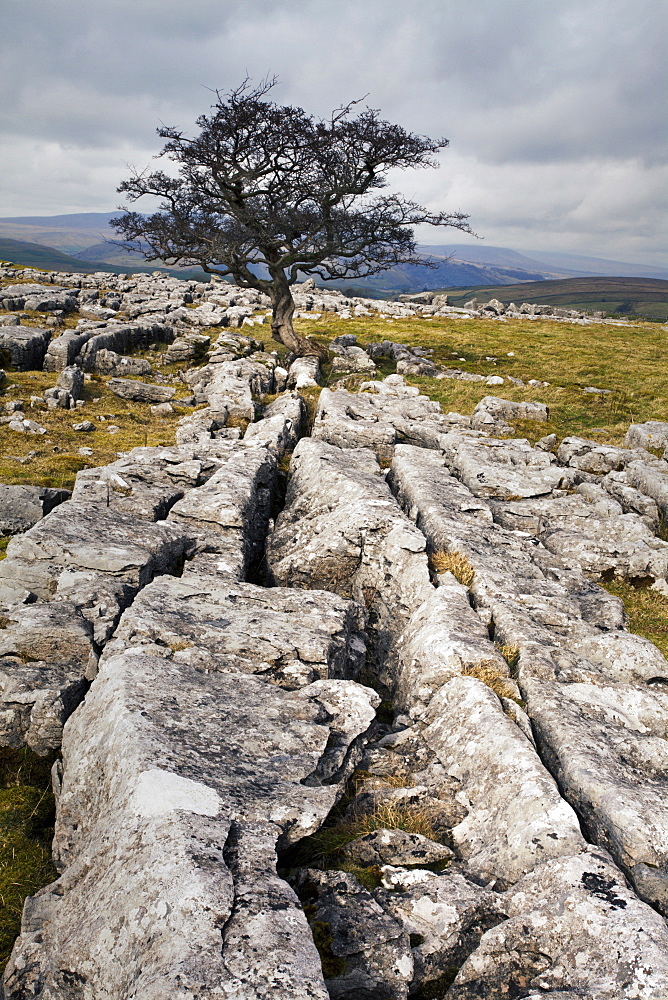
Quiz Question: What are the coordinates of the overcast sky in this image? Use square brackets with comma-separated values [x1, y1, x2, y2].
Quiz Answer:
[1, 0, 666, 263]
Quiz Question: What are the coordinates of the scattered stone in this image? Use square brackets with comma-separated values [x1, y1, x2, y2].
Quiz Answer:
[107, 378, 176, 404]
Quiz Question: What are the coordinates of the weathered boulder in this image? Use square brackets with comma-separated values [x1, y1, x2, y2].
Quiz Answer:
[244, 392, 305, 454]
[70, 444, 213, 521]
[76, 321, 174, 369]
[0, 501, 190, 642]
[0, 601, 97, 752]
[394, 580, 517, 717]
[624, 419, 668, 453]
[341, 828, 453, 867]
[92, 348, 153, 376]
[295, 869, 413, 1000]
[330, 345, 376, 375]
[0, 484, 70, 535]
[0, 326, 52, 369]
[287, 355, 320, 389]
[0, 284, 78, 313]
[448, 849, 668, 999]
[3, 614, 378, 998]
[169, 444, 276, 580]
[107, 377, 176, 404]
[312, 387, 446, 463]
[267, 438, 431, 681]
[523, 676, 668, 913]
[420, 676, 586, 884]
[490, 490, 668, 580]
[448, 435, 575, 500]
[43, 329, 93, 371]
[105, 574, 367, 690]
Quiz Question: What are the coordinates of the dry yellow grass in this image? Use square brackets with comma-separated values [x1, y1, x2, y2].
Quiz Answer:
[462, 661, 518, 700]
[429, 550, 475, 587]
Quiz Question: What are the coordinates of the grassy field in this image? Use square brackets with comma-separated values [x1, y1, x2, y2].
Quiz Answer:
[296, 311, 668, 444]
[435, 276, 668, 321]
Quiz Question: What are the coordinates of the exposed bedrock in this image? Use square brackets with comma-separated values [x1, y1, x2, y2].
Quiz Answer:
[0, 325, 52, 370]
[266, 437, 432, 684]
[0, 483, 70, 535]
[388, 441, 668, 914]
[311, 386, 460, 463]
[0, 430, 280, 751]
[446, 848, 668, 999]
[2, 570, 376, 999]
[525, 676, 668, 914]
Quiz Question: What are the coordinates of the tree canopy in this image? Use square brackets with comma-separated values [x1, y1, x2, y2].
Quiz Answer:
[113, 78, 472, 355]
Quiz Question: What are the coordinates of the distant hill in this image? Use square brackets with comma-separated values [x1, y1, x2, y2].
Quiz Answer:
[439, 276, 668, 321]
[0, 237, 208, 281]
[0, 213, 665, 297]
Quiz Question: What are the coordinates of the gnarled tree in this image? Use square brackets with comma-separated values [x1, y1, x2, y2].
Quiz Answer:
[113, 78, 472, 356]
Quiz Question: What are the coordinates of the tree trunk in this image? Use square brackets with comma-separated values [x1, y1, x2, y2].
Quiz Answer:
[269, 276, 328, 359]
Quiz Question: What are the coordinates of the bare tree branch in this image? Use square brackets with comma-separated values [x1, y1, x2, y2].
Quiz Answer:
[112, 78, 473, 355]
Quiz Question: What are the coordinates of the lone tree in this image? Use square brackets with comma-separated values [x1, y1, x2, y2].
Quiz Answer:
[113, 78, 472, 357]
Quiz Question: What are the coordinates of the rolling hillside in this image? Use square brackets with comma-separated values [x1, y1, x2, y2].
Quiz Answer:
[441, 276, 668, 321]
[0, 237, 208, 281]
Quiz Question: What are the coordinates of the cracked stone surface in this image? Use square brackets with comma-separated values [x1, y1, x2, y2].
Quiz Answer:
[2, 281, 668, 999]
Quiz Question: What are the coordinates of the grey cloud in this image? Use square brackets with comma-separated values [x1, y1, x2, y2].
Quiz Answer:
[0, 0, 665, 261]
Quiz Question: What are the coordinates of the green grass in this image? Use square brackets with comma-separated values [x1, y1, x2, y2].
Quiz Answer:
[0, 366, 200, 490]
[295, 312, 668, 444]
[433, 276, 668, 321]
[601, 581, 668, 660]
[0, 748, 58, 970]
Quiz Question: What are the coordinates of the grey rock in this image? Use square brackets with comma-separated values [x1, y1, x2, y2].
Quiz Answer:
[244, 392, 305, 454]
[72, 420, 95, 432]
[3, 625, 378, 998]
[0, 326, 52, 370]
[169, 444, 276, 579]
[295, 869, 413, 1000]
[0, 484, 70, 535]
[0, 658, 88, 755]
[105, 573, 367, 691]
[625, 419, 668, 453]
[472, 395, 548, 428]
[77, 321, 174, 370]
[421, 676, 586, 884]
[535, 432, 557, 450]
[71, 445, 210, 521]
[449, 849, 668, 999]
[92, 348, 153, 376]
[107, 377, 176, 404]
[524, 676, 668, 913]
[267, 438, 431, 683]
[150, 401, 173, 415]
[382, 871, 502, 990]
[0, 501, 190, 640]
[490, 491, 668, 580]
[0, 283, 78, 313]
[43, 329, 94, 371]
[449, 436, 575, 500]
[312, 387, 446, 463]
[287, 355, 320, 389]
[341, 828, 453, 867]
[394, 581, 518, 717]
[8, 417, 47, 434]
[330, 345, 376, 375]
[0, 601, 97, 751]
